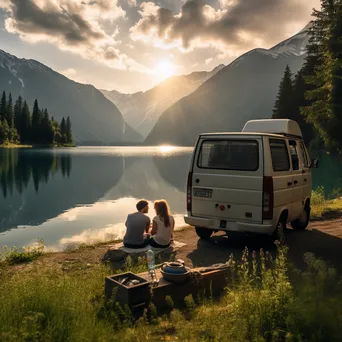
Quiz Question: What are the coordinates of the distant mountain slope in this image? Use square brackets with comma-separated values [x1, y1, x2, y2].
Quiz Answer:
[101, 64, 225, 139]
[0, 50, 141, 144]
[145, 26, 310, 146]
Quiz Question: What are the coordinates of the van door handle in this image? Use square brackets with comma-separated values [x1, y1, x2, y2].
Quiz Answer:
[294, 180, 298, 185]
[287, 182, 293, 186]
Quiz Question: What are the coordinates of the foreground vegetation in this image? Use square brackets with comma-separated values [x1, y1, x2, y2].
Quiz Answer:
[1, 245, 342, 341]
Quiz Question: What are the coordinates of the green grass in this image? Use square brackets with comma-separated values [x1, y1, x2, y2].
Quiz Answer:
[311, 186, 342, 220]
[1, 246, 342, 341]
[0, 239, 45, 265]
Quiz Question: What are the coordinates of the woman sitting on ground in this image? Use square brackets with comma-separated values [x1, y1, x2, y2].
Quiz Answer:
[150, 200, 174, 248]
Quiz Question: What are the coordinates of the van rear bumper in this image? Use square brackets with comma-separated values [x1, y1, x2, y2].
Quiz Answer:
[184, 215, 274, 235]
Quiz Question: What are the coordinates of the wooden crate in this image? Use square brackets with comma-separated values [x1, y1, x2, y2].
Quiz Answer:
[137, 268, 230, 308]
[105, 272, 151, 307]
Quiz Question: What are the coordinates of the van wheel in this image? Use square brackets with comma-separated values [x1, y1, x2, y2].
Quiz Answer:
[195, 227, 213, 240]
[291, 205, 310, 230]
[272, 218, 286, 243]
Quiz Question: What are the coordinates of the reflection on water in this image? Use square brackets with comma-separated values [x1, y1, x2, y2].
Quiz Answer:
[0, 149, 71, 197]
[0, 147, 340, 251]
[0, 146, 192, 251]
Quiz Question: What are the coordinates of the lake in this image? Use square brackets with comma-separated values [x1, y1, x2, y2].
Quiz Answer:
[1, 147, 341, 251]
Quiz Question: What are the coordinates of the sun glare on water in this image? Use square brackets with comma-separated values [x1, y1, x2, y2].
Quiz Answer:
[155, 61, 176, 80]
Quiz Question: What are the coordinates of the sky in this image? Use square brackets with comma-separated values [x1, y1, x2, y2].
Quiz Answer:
[0, 0, 321, 93]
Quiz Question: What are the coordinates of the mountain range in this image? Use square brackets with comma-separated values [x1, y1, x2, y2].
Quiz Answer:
[0, 50, 141, 145]
[0, 24, 310, 146]
[101, 64, 225, 139]
[145, 25, 310, 146]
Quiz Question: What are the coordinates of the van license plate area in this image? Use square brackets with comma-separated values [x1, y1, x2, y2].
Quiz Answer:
[193, 188, 213, 198]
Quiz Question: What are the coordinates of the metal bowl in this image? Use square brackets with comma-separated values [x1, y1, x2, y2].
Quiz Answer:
[160, 267, 191, 284]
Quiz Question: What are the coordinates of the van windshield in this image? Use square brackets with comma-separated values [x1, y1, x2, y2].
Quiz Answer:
[198, 140, 259, 171]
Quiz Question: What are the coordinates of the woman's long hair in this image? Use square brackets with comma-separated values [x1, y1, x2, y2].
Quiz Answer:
[154, 200, 171, 227]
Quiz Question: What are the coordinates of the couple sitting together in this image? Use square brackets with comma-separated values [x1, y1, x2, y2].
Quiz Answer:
[123, 199, 175, 249]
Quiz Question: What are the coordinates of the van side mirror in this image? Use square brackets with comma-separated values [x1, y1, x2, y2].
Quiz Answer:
[310, 158, 319, 168]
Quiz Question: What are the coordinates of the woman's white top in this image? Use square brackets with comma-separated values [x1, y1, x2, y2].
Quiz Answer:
[152, 215, 174, 245]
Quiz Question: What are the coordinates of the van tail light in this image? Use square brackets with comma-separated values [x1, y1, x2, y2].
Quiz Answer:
[187, 172, 192, 212]
[263, 176, 274, 220]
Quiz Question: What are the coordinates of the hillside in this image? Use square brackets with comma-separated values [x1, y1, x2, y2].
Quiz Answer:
[101, 65, 224, 139]
[145, 26, 310, 146]
[0, 50, 141, 144]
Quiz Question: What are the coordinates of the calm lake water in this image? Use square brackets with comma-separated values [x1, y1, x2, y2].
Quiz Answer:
[0, 147, 341, 251]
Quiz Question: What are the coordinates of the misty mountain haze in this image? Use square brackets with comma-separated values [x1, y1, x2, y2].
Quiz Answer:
[101, 64, 225, 139]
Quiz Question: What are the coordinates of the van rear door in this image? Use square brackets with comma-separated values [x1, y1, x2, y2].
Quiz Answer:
[191, 136, 264, 224]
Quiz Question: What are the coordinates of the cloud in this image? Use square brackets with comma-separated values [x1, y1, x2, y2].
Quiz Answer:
[127, 0, 137, 7]
[205, 57, 213, 65]
[130, 0, 320, 56]
[61, 68, 77, 78]
[0, 0, 148, 72]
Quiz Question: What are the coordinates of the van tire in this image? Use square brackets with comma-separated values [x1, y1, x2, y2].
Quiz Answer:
[272, 216, 286, 243]
[195, 227, 213, 240]
[291, 204, 310, 230]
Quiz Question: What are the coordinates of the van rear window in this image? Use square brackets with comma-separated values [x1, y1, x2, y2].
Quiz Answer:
[198, 140, 259, 171]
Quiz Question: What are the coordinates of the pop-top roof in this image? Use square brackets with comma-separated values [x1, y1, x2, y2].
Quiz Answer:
[242, 119, 303, 138]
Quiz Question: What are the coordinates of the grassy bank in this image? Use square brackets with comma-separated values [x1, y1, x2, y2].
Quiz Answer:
[311, 187, 342, 220]
[0, 143, 32, 148]
[1, 246, 342, 341]
[0, 143, 76, 148]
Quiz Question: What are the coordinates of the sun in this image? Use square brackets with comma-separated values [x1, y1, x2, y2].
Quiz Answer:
[155, 61, 176, 80]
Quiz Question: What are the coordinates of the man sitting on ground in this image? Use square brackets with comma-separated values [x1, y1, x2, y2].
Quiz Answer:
[123, 200, 151, 249]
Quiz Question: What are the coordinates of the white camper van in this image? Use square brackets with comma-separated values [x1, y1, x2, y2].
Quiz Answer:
[184, 119, 319, 240]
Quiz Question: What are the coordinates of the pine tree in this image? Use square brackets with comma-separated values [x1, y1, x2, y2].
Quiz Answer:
[292, 70, 314, 144]
[301, 0, 342, 151]
[14, 95, 23, 133]
[0, 91, 7, 121]
[5, 93, 14, 127]
[0, 120, 5, 144]
[272, 65, 295, 119]
[31, 99, 42, 144]
[66, 116, 73, 144]
[0, 119, 9, 144]
[60, 117, 66, 144]
[41, 109, 54, 144]
[51, 118, 61, 144]
[20, 101, 31, 144]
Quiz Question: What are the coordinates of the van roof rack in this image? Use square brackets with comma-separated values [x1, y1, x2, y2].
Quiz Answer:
[242, 119, 303, 138]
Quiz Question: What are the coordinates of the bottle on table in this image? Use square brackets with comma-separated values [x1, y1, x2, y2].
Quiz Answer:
[146, 248, 158, 284]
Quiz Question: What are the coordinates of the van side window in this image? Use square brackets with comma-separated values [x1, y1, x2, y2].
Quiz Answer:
[198, 140, 259, 171]
[289, 141, 299, 171]
[269, 139, 290, 172]
[299, 142, 309, 168]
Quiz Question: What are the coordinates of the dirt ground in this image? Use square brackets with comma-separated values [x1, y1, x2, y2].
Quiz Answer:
[10, 217, 340, 276]
[175, 219, 342, 272]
